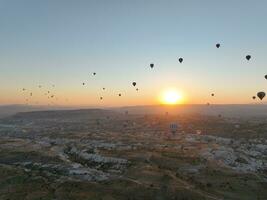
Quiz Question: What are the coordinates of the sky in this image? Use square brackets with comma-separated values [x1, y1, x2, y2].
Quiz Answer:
[0, 0, 267, 106]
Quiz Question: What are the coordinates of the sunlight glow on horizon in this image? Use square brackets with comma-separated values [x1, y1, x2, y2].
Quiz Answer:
[160, 89, 184, 105]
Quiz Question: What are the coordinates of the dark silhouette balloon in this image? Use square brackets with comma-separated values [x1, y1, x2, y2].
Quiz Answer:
[150, 63, 154, 68]
[246, 55, 251, 61]
[216, 43, 220, 48]
[178, 58, 183, 63]
[211, 93, 215, 97]
[132, 82, 136, 87]
[257, 92, 265, 100]
[118, 93, 121, 96]
[136, 88, 139, 91]
[265, 75, 267, 80]
[100, 97, 103, 100]
[82, 83, 85, 85]
[252, 96, 256, 100]
[103, 88, 105, 90]
[93, 72, 96, 75]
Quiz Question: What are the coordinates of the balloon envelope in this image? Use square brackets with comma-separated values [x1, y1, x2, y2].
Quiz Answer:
[257, 92, 265, 100]
[246, 55, 251, 61]
[178, 58, 183, 63]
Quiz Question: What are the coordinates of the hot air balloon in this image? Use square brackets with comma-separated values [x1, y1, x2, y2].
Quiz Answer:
[150, 63, 154, 69]
[93, 72, 96, 76]
[22, 88, 26, 91]
[211, 93, 215, 97]
[136, 88, 139, 91]
[132, 82, 136, 87]
[103, 88, 105, 90]
[252, 96, 256, 100]
[246, 55, 251, 61]
[170, 123, 178, 134]
[257, 92, 265, 100]
[216, 43, 220, 48]
[178, 58, 183, 63]
[118, 93, 122, 96]
[264, 75, 267, 80]
[82, 83, 85, 85]
[100, 97, 103, 100]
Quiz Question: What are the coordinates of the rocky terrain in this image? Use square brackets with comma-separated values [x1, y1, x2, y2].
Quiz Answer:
[0, 109, 266, 200]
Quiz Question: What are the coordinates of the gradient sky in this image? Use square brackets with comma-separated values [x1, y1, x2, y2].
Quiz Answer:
[1, 0, 267, 106]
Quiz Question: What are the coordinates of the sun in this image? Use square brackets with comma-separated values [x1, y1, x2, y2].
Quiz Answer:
[161, 89, 183, 105]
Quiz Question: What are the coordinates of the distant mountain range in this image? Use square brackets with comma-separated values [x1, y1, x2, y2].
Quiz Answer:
[1, 104, 267, 118]
[0, 105, 73, 118]
[113, 104, 267, 118]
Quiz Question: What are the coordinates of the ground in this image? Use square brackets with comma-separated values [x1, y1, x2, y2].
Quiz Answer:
[0, 109, 266, 200]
